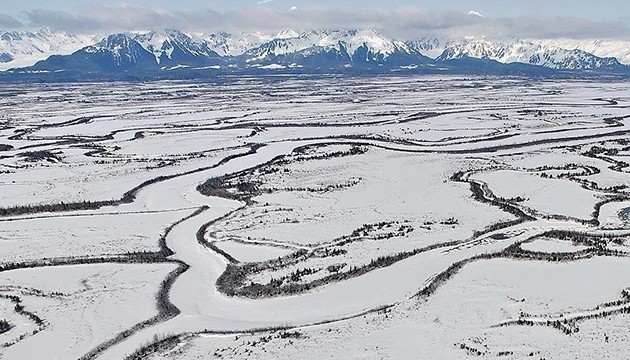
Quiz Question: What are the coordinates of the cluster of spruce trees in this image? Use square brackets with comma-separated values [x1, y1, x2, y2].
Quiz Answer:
[0, 319, 10, 334]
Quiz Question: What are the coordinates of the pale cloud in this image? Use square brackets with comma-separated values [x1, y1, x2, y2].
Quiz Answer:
[0, 13, 25, 29]
[15, 5, 630, 41]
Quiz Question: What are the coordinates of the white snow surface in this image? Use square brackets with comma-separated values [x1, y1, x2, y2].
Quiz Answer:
[0, 77, 630, 359]
[0, 263, 176, 360]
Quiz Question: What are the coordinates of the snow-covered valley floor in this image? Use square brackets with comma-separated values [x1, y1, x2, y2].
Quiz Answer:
[1, 76, 630, 359]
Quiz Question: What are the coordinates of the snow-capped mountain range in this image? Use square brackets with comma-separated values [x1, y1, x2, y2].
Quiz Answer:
[242, 29, 416, 62]
[131, 28, 420, 66]
[2, 28, 630, 78]
[0, 29, 96, 71]
[407, 37, 624, 71]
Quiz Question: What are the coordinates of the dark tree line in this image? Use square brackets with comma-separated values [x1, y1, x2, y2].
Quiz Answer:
[500, 302, 630, 336]
[78, 260, 191, 360]
[0, 144, 262, 218]
[18, 150, 63, 163]
[197, 144, 367, 202]
[0, 293, 45, 348]
[217, 240, 460, 299]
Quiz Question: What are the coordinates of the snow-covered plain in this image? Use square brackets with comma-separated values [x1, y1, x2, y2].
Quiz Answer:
[1, 76, 630, 359]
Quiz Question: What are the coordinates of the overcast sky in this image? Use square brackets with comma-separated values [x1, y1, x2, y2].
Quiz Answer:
[2, 0, 630, 40]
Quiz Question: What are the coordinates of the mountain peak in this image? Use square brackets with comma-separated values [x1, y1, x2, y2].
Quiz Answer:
[276, 29, 300, 39]
[132, 30, 220, 65]
[91, 34, 137, 53]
